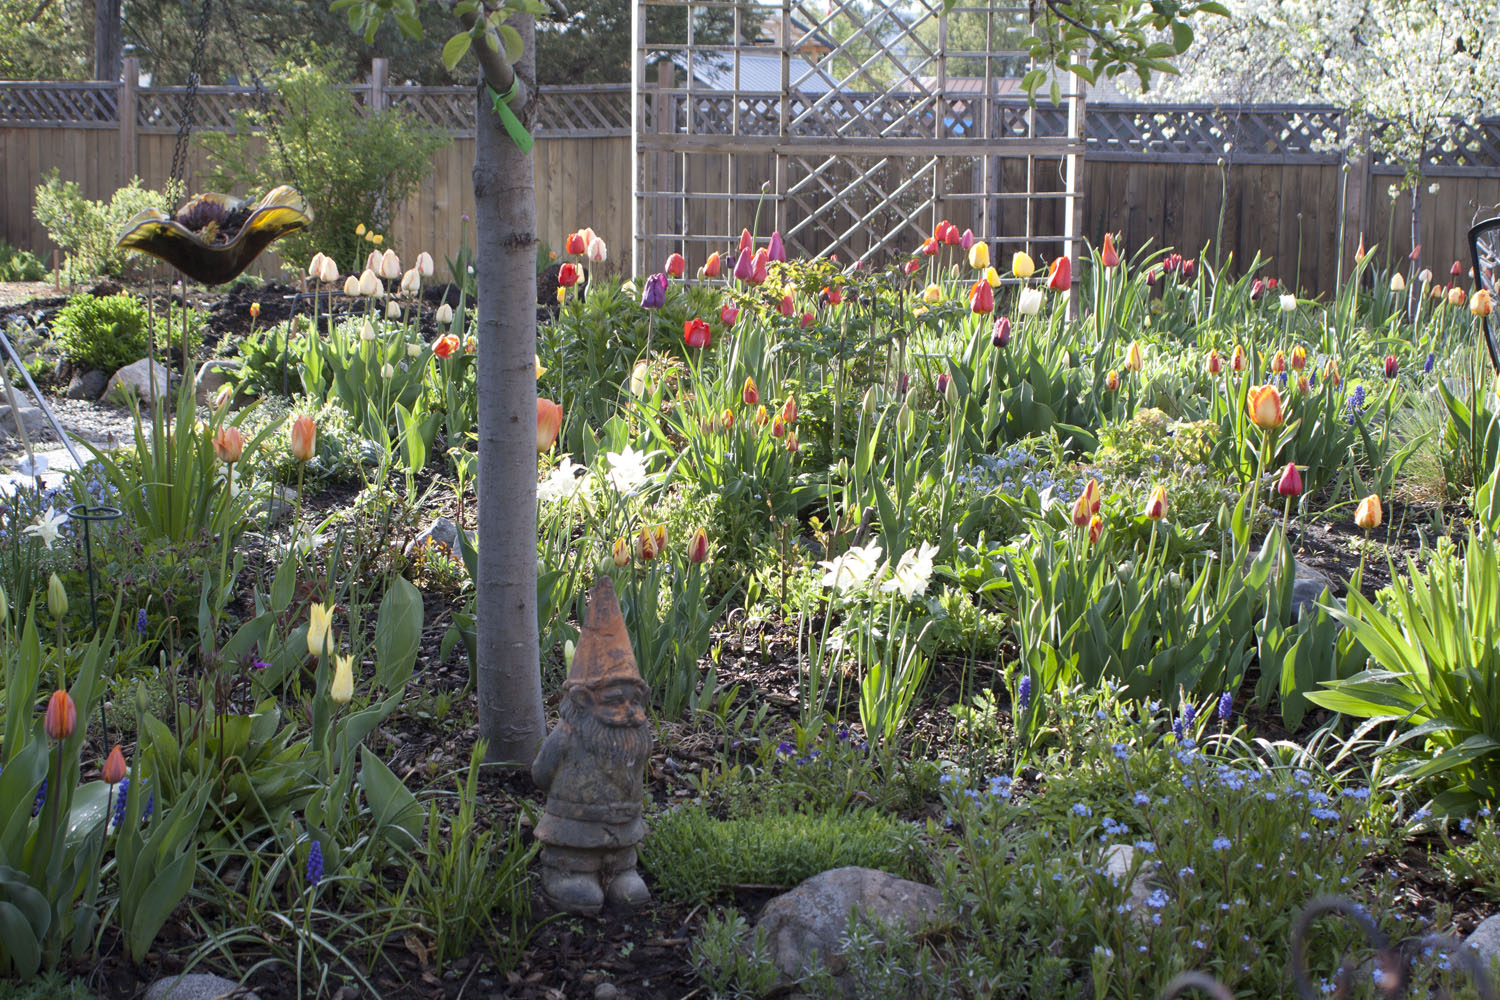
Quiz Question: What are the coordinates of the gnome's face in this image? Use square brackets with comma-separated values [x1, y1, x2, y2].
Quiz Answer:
[591, 680, 648, 729]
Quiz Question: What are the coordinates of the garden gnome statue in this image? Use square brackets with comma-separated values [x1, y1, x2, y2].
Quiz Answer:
[532, 578, 652, 914]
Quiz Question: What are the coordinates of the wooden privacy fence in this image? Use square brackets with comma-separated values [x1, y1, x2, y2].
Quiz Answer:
[1, 63, 1498, 296]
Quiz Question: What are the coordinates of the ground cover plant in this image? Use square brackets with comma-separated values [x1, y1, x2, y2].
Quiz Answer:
[1, 210, 1499, 1000]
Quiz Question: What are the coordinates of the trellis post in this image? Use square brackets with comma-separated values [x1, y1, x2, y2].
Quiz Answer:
[119, 58, 138, 187]
[1065, 71, 1086, 319]
[370, 58, 388, 112]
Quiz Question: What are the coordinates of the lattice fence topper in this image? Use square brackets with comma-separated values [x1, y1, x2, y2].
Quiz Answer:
[0, 83, 118, 127]
[632, 0, 1087, 272]
[1087, 103, 1347, 163]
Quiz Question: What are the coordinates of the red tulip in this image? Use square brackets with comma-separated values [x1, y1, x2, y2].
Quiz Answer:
[1452, 260, 1464, 277]
[686, 527, 709, 564]
[738, 228, 753, 255]
[665, 252, 686, 278]
[1144, 485, 1168, 520]
[557, 262, 581, 287]
[742, 376, 759, 406]
[969, 278, 994, 315]
[703, 251, 722, 278]
[941, 221, 961, 246]
[767, 231, 787, 263]
[779, 293, 795, 317]
[992, 316, 1012, 348]
[780, 396, 798, 424]
[1250, 278, 1265, 301]
[1206, 349, 1222, 374]
[903, 258, 923, 275]
[733, 248, 754, 282]
[1276, 462, 1303, 497]
[770, 415, 786, 438]
[1046, 256, 1072, 292]
[564, 231, 586, 256]
[751, 249, 769, 285]
[1383, 354, 1399, 379]
[683, 317, 712, 349]
[800, 311, 814, 328]
[720, 303, 740, 326]
[536, 398, 563, 452]
[1087, 514, 1104, 544]
[920, 237, 940, 257]
[824, 285, 843, 306]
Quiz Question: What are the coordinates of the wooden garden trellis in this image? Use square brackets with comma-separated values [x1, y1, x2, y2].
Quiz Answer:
[629, 0, 1087, 276]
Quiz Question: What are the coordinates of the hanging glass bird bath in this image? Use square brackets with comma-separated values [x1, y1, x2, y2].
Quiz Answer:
[116, 185, 312, 286]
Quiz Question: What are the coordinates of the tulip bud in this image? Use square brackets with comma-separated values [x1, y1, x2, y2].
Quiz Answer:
[381, 363, 395, 379]
[319, 256, 339, 283]
[436, 302, 454, 325]
[959, 228, 975, 250]
[1290, 346, 1307, 371]
[537, 398, 563, 452]
[1390, 271, 1406, 292]
[1354, 234, 1367, 264]
[307, 252, 327, 279]
[290, 415, 317, 462]
[1231, 345, 1247, 372]
[1270, 351, 1286, 374]
[212, 426, 244, 464]
[742, 376, 759, 406]
[343, 276, 359, 297]
[1106, 370, 1120, 391]
[1276, 462, 1303, 497]
[786, 431, 799, 453]
[1354, 494, 1382, 530]
[936, 372, 951, 397]
[903, 258, 922, 275]
[630, 361, 649, 397]
[992, 316, 1012, 348]
[44, 689, 75, 741]
[1246, 385, 1284, 430]
[780, 396, 798, 424]
[358, 269, 381, 296]
[1448, 285, 1467, 306]
[1206, 349, 1222, 374]
[1383, 355, 1399, 379]
[330, 654, 355, 704]
[862, 386, 878, 418]
[587, 236, 608, 262]
[1099, 233, 1120, 268]
[379, 249, 402, 280]
[1144, 485, 1168, 520]
[635, 526, 658, 562]
[665, 252, 686, 278]
[416, 251, 434, 277]
[1012, 251, 1035, 279]
[47, 573, 67, 621]
[612, 537, 631, 567]
[102, 745, 127, 784]
[385, 301, 401, 319]
[703, 252, 722, 278]
[1087, 514, 1104, 544]
[1472, 289, 1493, 317]
[687, 527, 709, 563]
[767, 231, 787, 262]
[1124, 341, 1144, 372]
[1418, 268, 1433, 285]
[1279, 294, 1297, 312]
[1452, 260, 1464, 277]
[564, 639, 577, 672]
[720, 407, 735, 431]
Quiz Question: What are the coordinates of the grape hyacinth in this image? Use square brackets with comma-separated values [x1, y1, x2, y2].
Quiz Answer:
[1218, 690, 1233, 722]
[1017, 675, 1033, 712]
[135, 608, 148, 634]
[306, 840, 324, 885]
[1346, 384, 1366, 425]
[32, 778, 46, 816]
[113, 777, 130, 828]
[1423, 352, 1435, 374]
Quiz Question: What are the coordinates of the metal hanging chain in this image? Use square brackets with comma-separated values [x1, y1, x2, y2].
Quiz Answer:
[169, 0, 214, 187]
[217, 0, 301, 194]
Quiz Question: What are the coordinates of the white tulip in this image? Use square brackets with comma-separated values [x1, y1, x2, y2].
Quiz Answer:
[385, 301, 401, 319]
[380, 249, 402, 280]
[361, 321, 378, 341]
[407, 343, 423, 358]
[415, 251, 434, 277]
[318, 256, 339, 283]
[366, 249, 382, 275]
[1017, 286, 1044, 316]
[358, 269, 381, 296]
[306, 252, 326, 279]
[1279, 293, 1297, 312]
[381, 363, 395, 379]
[343, 275, 361, 297]
[436, 303, 454, 325]
[400, 268, 421, 296]
[586, 236, 607, 263]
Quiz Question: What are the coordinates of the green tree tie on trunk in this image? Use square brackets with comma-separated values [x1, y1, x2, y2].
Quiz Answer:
[487, 81, 536, 154]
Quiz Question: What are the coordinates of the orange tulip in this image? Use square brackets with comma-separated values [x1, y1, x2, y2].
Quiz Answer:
[1046, 255, 1072, 292]
[1473, 289, 1494, 317]
[1143, 485, 1168, 521]
[557, 262, 581, 287]
[536, 398, 563, 452]
[969, 278, 994, 315]
[564, 231, 587, 256]
[1354, 494, 1382, 530]
[212, 426, 244, 464]
[289, 415, 317, 462]
[44, 689, 75, 741]
[703, 251, 722, 279]
[1354, 233, 1367, 264]
[1100, 233, 1120, 268]
[102, 745, 127, 785]
[1246, 385, 1284, 430]
[433, 334, 460, 359]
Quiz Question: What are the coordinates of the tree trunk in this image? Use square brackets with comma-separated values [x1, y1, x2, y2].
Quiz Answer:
[94, 0, 122, 81]
[472, 17, 546, 765]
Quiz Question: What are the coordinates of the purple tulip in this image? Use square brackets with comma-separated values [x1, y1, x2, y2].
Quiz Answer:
[992, 316, 1012, 348]
[640, 272, 668, 310]
[733, 248, 754, 282]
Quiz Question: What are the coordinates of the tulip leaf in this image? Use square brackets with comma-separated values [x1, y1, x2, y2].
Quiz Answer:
[357, 746, 423, 851]
[441, 31, 473, 72]
[374, 575, 423, 692]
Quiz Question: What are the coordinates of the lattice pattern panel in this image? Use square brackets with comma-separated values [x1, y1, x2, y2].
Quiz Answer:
[137, 87, 283, 132]
[784, 154, 942, 261]
[0, 84, 117, 127]
[1087, 104, 1346, 162]
[387, 87, 474, 132]
[534, 84, 632, 136]
[1376, 118, 1500, 174]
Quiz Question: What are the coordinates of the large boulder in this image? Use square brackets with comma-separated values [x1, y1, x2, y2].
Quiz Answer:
[65, 369, 108, 401]
[105, 358, 175, 405]
[756, 867, 945, 995]
[0, 404, 46, 440]
[1466, 914, 1500, 974]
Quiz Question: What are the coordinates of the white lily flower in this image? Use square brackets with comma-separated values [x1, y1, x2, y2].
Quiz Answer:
[819, 542, 883, 594]
[880, 542, 939, 600]
[25, 507, 68, 549]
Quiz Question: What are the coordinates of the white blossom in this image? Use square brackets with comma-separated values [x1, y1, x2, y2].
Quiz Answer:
[819, 542, 883, 594]
[880, 542, 939, 601]
[24, 508, 68, 549]
[604, 445, 651, 494]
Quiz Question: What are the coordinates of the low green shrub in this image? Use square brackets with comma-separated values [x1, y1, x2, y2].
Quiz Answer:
[0, 240, 47, 282]
[641, 801, 925, 904]
[32, 171, 181, 284]
[688, 910, 781, 998]
[50, 293, 148, 374]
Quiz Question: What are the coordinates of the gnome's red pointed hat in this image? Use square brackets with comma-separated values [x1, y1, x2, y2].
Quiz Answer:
[564, 579, 647, 692]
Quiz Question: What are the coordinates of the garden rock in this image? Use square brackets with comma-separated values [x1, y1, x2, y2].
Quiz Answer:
[65, 368, 108, 400]
[1290, 559, 1337, 622]
[406, 515, 459, 559]
[755, 866, 945, 994]
[257, 486, 297, 526]
[195, 359, 243, 407]
[143, 973, 259, 1000]
[1102, 843, 1155, 917]
[1465, 914, 1500, 971]
[105, 358, 175, 405]
[0, 403, 46, 440]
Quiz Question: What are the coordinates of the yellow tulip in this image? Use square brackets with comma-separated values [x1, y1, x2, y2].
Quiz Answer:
[330, 654, 354, 704]
[968, 242, 990, 270]
[1012, 251, 1036, 279]
[922, 284, 943, 305]
[307, 602, 335, 657]
[983, 266, 1001, 288]
[1124, 341, 1144, 372]
[1354, 495, 1382, 530]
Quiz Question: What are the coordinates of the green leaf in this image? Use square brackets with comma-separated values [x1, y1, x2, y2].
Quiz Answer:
[125, 852, 198, 962]
[1171, 20, 1194, 53]
[357, 746, 424, 850]
[0, 898, 43, 978]
[498, 24, 525, 64]
[441, 31, 473, 72]
[374, 576, 424, 691]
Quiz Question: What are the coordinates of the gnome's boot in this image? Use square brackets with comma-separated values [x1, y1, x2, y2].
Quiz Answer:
[603, 848, 650, 908]
[542, 863, 604, 915]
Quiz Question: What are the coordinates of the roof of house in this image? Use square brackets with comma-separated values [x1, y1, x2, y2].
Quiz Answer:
[678, 50, 837, 94]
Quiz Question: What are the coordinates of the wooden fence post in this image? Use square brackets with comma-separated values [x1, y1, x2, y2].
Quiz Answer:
[653, 60, 672, 272]
[119, 57, 138, 186]
[369, 57, 388, 112]
[1342, 151, 1371, 271]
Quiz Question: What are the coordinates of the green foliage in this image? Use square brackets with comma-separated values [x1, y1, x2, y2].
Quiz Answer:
[688, 910, 781, 999]
[199, 60, 449, 273]
[0, 242, 48, 282]
[641, 801, 925, 905]
[32, 172, 181, 284]
[1309, 531, 1500, 817]
[50, 294, 147, 375]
